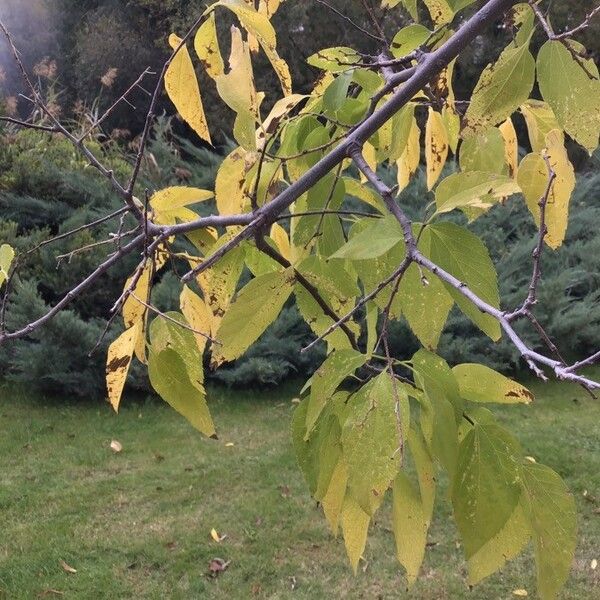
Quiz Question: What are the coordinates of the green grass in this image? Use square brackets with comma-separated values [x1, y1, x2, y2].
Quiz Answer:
[0, 377, 599, 599]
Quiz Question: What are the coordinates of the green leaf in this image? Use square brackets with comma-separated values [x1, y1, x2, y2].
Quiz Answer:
[322, 457, 349, 536]
[307, 47, 360, 73]
[434, 171, 519, 217]
[459, 127, 507, 175]
[407, 428, 436, 524]
[305, 349, 366, 435]
[392, 471, 428, 586]
[463, 42, 535, 136]
[537, 40, 600, 153]
[331, 216, 404, 260]
[292, 392, 345, 499]
[342, 373, 403, 515]
[398, 263, 453, 350]
[520, 100, 561, 153]
[212, 268, 295, 366]
[421, 223, 501, 341]
[521, 462, 577, 600]
[452, 419, 522, 557]
[0, 243, 15, 287]
[390, 24, 430, 59]
[467, 501, 531, 585]
[323, 70, 353, 113]
[453, 363, 534, 404]
[148, 346, 215, 438]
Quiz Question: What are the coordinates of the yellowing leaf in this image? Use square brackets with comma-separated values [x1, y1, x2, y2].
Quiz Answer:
[307, 47, 360, 73]
[59, 560, 77, 574]
[422, 0, 454, 25]
[165, 34, 211, 144]
[341, 496, 370, 574]
[322, 458, 348, 536]
[537, 40, 600, 153]
[468, 502, 530, 585]
[216, 26, 260, 150]
[180, 285, 213, 354]
[513, 590, 528, 597]
[499, 118, 518, 178]
[194, 13, 224, 79]
[215, 147, 255, 215]
[520, 462, 577, 600]
[212, 268, 295, 366]
[151, 186, 214, 226]
[520, 100, 562, 153]
[215, 0, 292, 95]
[269, 223, 291, 261]
[393, 472, 428, 586]
[517, 130, 575, 249]
[210, 528, 223, 542]
[463, 42, 535, 136]
[0, 243, 15, 287]
[453, 363, 534, 404]
[397, 117, 420, 192]
[425, 108, 448, 190]
[106, 322, 141, 412]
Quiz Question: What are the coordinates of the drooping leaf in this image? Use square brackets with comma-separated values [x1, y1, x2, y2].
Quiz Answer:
[467, 501, 531, 585]
[165, 34, 211, 144]
[421, 223, 501, 340]
[517, 129, 575, 249]
[342, 373, 403, 515]
[180, 285, 213, 354]
[194, 12, 224, 79]
[459, 127, 507, 175]
[397, 117, 420, 192]
[212, 268, 295, 366]
[520, 100, 562, 153]
[305, 349, 366, 435]
[322, 457, 349, 536]
[453, 363, 534, 404]
[0, 243, 15, 287]
[499, 118, 518, 177]
[537, 40, 600, 153]
[106, 321, 142, 412]
[215, 147, 255, 215]
[463, 42, 535, 136]
[392, 471, 428, 586]
[520, 462, 577, 600]
[425, 108, 448, 190]
[341, 496, 370, 574]
[452, 418, 523, 557]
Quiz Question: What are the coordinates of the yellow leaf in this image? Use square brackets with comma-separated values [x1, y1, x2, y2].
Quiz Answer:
[422, 0, 454, 25]
[341, 496, 370, 574]
[180, 285, 213, 354]
[216, 26, 260, 150]
[210, 528, 222, 542]
[0, 243, 15, 287]
[225, 442, 235, 447]
[110, 440, 123, 453]
[520, 100, 562, 153]
[517, 129, 575, 249]
[150, 186, 214, 226]
[322, 459, 348, 536]
[215, 147, 256, 215]
[165, 34, 211, 144]
[513, 590, 528, 597]
[194, 13, 224, 79]
[269, 223, 291, 261]
[425, 108, 448, 190]
[499, 118, 518, 178]
[359, 142, 377, 184]
[59, 560, 77, 574]
[215, 0, 292, 95]
[258, 94, 307, 147]
[397, 117, 420, 192]
[106, 322, 141, 412]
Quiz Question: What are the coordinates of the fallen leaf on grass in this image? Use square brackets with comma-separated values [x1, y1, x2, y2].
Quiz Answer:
[512, 590, 528, 597]
[208, 557, 231, 577]
[225, 442, 235, 447]
[279, 485, 291, 498]
[591, 559, 598, 570]
[210, 528, 227, 542]
[59, 560, 77, 574]
[110, 440, 122, 453]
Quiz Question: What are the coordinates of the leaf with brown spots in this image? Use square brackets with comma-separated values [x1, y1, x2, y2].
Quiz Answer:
[106, 321, 142, 412]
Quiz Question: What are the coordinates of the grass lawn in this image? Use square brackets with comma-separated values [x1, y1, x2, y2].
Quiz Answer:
[0, 376, 599, 599]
